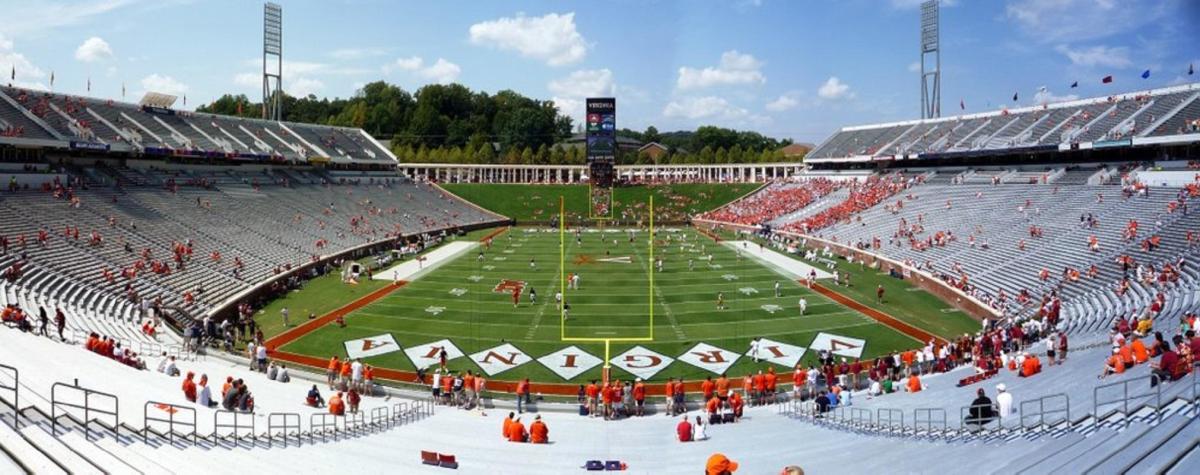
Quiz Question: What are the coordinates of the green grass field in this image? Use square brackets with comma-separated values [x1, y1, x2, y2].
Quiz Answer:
[272, 226, 978, 384]
[441, 183, 760, 224]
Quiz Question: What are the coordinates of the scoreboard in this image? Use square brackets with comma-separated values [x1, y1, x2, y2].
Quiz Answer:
[585, 98, 616, 164]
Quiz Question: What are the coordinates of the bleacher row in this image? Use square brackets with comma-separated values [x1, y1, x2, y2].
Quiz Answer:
[0, 167, 505, 329]
[808, 82, 1200, 160]
[0, 86, 391, 164]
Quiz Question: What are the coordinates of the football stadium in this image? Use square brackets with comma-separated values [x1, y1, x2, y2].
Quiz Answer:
[1, 1, 1199, 473]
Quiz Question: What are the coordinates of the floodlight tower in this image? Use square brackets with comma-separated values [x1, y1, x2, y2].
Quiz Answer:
[919, 0, 941, 119]
[263, 2, 283, 120]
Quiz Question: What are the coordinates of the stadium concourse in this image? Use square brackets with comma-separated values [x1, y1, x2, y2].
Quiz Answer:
[0, 77, 1199, 474]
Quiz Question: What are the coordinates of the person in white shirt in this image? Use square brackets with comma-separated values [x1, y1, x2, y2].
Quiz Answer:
[277, 365, 290, 383]
[692, 415, 708, 441]
[774, 281, 781, 297]
[164, 356, 179, 377]
[867, 378, 882, 398]
[995, 383, 1014, 424]
[749, 338, 762, 362]
[351, 359, 364, 391]
[156, 352, 169, 373]
[255, 344, 268, 372]
[197, 374, 216, 408]
[798, 298, 808, 316]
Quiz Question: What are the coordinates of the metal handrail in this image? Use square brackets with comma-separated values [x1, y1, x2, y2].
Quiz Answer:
[51, 381, 118, 441]
[1020, 393, 1070, 431]
[960, 403, 1000, 432]
[913, 407, 947, 432]
[1094, 375, 1159, 427]
[877, 408, 904, 432]
[345, 410, 366, 435]
[143, 401, 196, 445]
[849, 407, 872, 427]
[0, 364, 18, 421]
[310, 413, 340, 443]
[1194, 362, 1200, 417]
[267, 412, 301, 447]
[213, 410, 255, 442]
[370, 406, 389, 430]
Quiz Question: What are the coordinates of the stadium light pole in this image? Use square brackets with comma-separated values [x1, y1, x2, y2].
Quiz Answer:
[263, 2, 283, 121]
[919, 0, 941, 119]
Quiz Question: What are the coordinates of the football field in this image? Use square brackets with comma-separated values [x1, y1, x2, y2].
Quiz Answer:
[276, 227, 966, 385]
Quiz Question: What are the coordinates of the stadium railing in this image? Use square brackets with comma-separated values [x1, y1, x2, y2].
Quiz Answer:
[1093, 375, 1160, 427]
[213, 409, 255, 443]
[143, 400, 197, 445]
[913, 407, 948, 434]
[267, 412, 302, 447]
[0, 363, 18, 423]
[1019, 393, 1070, 431]
[959, 403, 1001, 433]
[51, 381, 118, 441]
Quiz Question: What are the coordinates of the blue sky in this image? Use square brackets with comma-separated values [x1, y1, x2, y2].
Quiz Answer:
[1, 0, 1196, 143]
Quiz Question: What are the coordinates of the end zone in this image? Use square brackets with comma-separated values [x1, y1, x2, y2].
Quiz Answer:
[721, 240, 834, 280]
[372, 240, 478, 282]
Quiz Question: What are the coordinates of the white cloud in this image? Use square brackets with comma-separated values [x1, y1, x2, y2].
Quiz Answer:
[468, 12, 588, 66]
[1033, 86, 1079, 104]
[287, 77, 325, 97]
[140, 73, 188, 96]
[74, 36, 113, 62]
[765, 91, 803, 112]
[1006, 0, 1168, 43]
[663, 96, 747, 120]
[419, 58, 461, 84]
[0, 34, 48, 89]
[548, 68, 616, 120]
[233, 72, 259, 89]
[383, 56, 461, 84]
[1054, 44, 1132, 69]
[817, 77, 853, 100]
[908, 61, 922, 73]
[677, 50, 766, 90]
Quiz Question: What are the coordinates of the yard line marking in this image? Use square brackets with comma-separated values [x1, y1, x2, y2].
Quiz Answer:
[631, 241, 686, 339]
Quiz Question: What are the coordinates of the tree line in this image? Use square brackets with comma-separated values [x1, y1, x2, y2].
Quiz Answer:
[195, 80, 799, 164]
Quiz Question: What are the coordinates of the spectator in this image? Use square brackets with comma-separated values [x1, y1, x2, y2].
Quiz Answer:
[1100, 347, 1125, 378]
[328, 392, 345, 415]
[693, 415, 709, 441]
[197, 374, 216, 408]
[906, 372, 924, 392]
[277, 364, 290, 383]
[781, 466, 805, 475]
[1150, 340, 1182, 387]
[529, 415, 549, 444]
[306, 385, 325, 407]
[508, 417, 528, 443]
[503, 412, 515, 439]
[815, 391, 830, 415]
[705, 453, 739, 475]
[676, 415, 693, 442]
[348, 387, 361, 414]
[966, 388, 995, 428]
[996, 384, 1014, 423]
[181, 371, 197, 402]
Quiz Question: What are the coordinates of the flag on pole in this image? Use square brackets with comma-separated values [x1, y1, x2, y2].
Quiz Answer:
[1101, 75, 1113, 84]
[121, 82, 126, 99]
[1012, 92, 1018, 102]
[50, 71, 54, 87]
[9, 65, 13, 81]
[87, 77, 91, 92]
[182, 94, 186, 107]
[1189, 63, 1194, 76]
[959, 98, 965, 110]
[1141, 69, 1151, 79]
[236, 100, 243, 115]
[1070, 81, 1078, 88]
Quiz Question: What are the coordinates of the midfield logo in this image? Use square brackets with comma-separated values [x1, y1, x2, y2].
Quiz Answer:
[493, 279, 527, 294]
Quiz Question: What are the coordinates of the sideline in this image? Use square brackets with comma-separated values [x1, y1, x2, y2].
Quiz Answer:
[372, 241, 477, 282]
[721, 240, 834, 280]
[264, 281, 407, 350]
[810, 283, 947, 345]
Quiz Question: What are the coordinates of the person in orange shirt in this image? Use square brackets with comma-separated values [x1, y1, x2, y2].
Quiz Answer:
[752, 371, 766, 406]
[1101, 347, 1126, 378]
[765, 368, 778, 405]
[462, 372, 476, 409]
[529, 415, 548, 443]
[701, 376, 716, 402]
[601, 383, 615, 420]
[633, 379, 646, 417]
[507, 417, 528, 442]
[715, 374, 730, 403]
[339, 360, 352, 388]
[222, 376, 234, 398]
[328, 392, 345, 415]
[502, 411, 515, 440]
[705, 395, 720, 417]
[741, 374, 752, 400]
[181, 371, 197, 402]
[1131, 338, 1149, 364]
[792, 365, 807, 401]
[585, 380, 599, 417]
[1119, 343, 1135, 369]
[906, 373, 923, 393]
[706, 453, 739, 475]
[728, 391, 744, 420]
[362, 365, 375, 397]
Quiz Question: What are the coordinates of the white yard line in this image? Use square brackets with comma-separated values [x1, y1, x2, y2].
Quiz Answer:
[371, 240, 478, 282]
[630, 241, 687, 340]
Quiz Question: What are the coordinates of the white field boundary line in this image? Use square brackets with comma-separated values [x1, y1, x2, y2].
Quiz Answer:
[371, 240, 478, 282]
[721, 240, 835, 281]
[525, 235, 570, 339]
[357, 309, 865, 329]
